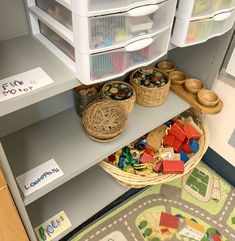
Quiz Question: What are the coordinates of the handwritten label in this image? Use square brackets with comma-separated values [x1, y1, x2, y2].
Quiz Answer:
[16, 159, 64, 197]
[34, 211, 72, 241]
[0, 67, 54, 102]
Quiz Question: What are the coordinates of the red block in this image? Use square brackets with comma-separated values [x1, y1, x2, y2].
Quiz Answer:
[144, 148, 155, 156]
[174, 139, 182, 153]
[168, 120, 186, 142]
[182, 138, 192, 154]
[163, 134, 183, 152]
[163, 134, 175, 147]
[153, 162, 162, 173]
[108, 154, 116, 162]
[183, 123, 201, 140]
[159, 212, 179, 229]
[162, 161, 184, 174]
[140, 152, 156, 163]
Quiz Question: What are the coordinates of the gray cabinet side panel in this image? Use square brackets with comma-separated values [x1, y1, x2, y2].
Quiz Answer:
[168, 28, 235, 88]
[0, 0, 29, 41]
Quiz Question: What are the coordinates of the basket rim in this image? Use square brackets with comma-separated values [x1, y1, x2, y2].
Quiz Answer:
[102, 80, 136, 102]
[130, 67, 171, 91]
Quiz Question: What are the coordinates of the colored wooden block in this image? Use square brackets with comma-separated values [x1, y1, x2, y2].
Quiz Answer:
[144, 148, 155, 156]
[190, 139, 199, 153]
[146, 125, 167, 150]
[182, 138, 192, 154]
[140, 152, 156, 164]
[108, 154, 116, 162]
[180, 150, 189, 163]
[174, 139, 182, 153]
[118, 156, 125, 168]
[163, 134, 183, 152]
[163, 134, 175, 147]
[168, 120, 186, 142]
[159, 147, 175, 160]
[162, 161, 184, 174]
[184, 116, 203, 135]
[153, 162, 162, 173]
[183, 123, 201, 140]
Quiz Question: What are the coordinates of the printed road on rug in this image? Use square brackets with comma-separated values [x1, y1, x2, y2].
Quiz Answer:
[71, 162, 235, 241]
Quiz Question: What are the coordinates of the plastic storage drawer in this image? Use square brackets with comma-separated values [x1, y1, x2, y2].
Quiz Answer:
[37, 18, 171, 83]
[36, 0, 73, 30]
[34, 0, 176, 52]
[176, 0, 235, 21]
[39, 20, 75, 61]
[172, 9, 235, 47]
[41, 0, 168, 16]
[85, 29, 171, 81]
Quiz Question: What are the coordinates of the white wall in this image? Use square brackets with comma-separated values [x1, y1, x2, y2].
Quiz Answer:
[206, 75, 235, 167]
[0, 0, 29, 41]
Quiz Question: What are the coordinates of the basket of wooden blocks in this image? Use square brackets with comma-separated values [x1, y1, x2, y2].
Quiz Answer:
[99, 109, 209, 188]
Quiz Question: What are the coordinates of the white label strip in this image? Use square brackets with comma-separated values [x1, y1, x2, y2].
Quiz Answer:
[16, 159, 64, 197]
[0, 67, 54, 102]
[34, 210, 72, 241]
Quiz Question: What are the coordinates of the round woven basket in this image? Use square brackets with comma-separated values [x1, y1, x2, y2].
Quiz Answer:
[99, 113, 209, 188]
[82, 99, 128, 142]
[102, 81, 136, 113]
[130, 68, 171, 107]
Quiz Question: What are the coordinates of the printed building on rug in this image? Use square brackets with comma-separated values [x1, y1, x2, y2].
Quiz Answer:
[179, 218, 205, 241]
[209, 233, 222, 241]
[159, 212, 179, 230]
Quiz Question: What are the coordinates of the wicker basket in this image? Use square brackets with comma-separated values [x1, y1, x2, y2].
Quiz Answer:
[130, 68, 171, 107]
[82, 99, 128, 142]
[99, 112, 209, 188]
[102, 81, 136, 113]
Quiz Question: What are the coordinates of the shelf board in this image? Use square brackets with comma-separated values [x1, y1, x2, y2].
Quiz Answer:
[0, 35, 79, 117]
[26, 165, 129, 241]
[0, 92, 189, 205]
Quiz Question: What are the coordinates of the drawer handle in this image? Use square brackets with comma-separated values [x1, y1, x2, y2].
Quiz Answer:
[125, 38, 154, 52]
[127, 5, 159, 17]
[213, 12, 232, 21]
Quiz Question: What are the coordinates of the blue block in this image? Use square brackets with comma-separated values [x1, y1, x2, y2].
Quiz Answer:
[118, 156, 125, 169]
[190, 139, 199, 153]
[164, 121, 172, 127]
[135, 139, 147, 150]
[180, 150, 189, 163]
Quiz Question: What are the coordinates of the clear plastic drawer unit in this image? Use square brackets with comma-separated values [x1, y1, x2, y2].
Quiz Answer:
[176, 0, 235, 21]
[172, 0, 235, 47]
[25, 0, 177, 84]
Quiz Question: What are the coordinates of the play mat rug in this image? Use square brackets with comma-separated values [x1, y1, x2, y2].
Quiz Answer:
[70, 162, 235, 241]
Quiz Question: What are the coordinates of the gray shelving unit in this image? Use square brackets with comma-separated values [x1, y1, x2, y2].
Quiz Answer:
[1, 92, 189, 206]
[0, 1, 234, 241]
[0, 35, 79, 117]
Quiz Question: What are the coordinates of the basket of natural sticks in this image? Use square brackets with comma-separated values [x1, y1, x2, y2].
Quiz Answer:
[130, 67, 170, 107]
[99, 109, 209, 188]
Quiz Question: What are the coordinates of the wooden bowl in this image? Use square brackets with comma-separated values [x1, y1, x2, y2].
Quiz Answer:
[184, 79, 205, 94]
[197, 90, 219, 107]
[169, 71, 188, 85]
[156, 61, 176, 73]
